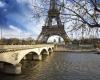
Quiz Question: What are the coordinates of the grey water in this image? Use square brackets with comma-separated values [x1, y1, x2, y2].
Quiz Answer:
[1, 52, 100, 80]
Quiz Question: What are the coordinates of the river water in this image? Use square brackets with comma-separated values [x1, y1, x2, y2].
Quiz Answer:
[1, 52, 100, 80]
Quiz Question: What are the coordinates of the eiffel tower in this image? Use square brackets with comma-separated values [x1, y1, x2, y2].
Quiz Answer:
[36, 0, 69, 44]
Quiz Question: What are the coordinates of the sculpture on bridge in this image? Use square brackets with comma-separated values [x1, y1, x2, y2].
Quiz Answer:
[36, 0, 70, 44]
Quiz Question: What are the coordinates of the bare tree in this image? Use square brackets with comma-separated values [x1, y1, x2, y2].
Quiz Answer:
[31, 0, 100, 28]
[90, 0, 100, 12]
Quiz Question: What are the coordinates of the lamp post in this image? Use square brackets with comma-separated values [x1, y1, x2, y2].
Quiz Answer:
[1, 26, 2, 40]
[0, 26, 3, 45]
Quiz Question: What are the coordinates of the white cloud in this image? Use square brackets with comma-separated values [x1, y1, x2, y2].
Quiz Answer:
[0, 1, 5, 7]
[1, 25, 34, 39]
[9, 25, 21, 33]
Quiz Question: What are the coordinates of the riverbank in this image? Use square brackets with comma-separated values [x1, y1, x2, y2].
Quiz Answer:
[54, 49, 96, 51]
[54, 44, 100, 53]
[54, 48, 99, 53]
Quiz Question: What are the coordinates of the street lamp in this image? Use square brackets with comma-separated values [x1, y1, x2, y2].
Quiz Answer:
[1, 26, 2, 40]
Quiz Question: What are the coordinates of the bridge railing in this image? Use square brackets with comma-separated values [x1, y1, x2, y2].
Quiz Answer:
[0, 44, 54, 53]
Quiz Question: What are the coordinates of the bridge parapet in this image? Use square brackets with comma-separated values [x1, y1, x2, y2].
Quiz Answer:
[0, 44, 54, 53]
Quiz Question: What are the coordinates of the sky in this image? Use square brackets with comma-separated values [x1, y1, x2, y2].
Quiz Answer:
[0, 0, 99, 42]
[0, 0, 44, 39]
[0, 0, 71, 42]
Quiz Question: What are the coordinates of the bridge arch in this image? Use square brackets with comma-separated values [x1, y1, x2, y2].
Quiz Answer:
[0, 61, 14, 68]
[0, 61, 21, 74]
[40, 49, 48, 55]
[17, 51, 40, 64]
[19, 51, 42, 63]
[21, 52, 39, 61]
[48, 48, 53, 54]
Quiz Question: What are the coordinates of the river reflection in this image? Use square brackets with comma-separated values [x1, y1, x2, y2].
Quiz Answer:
[0, 52, 100, 80]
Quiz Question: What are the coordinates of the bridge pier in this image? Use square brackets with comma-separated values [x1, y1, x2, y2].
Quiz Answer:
[0, 63, 22, 74]
[49, 49, 53, 54]
[42, 52, 49, 56]
[33, 55, 42, 60]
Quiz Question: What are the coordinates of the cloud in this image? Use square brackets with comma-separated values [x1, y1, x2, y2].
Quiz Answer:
[0, 0, 33, 30]
[0, 0, 45, 39]
[9, 25, 21, 33]
[0, 0, 44, 40]
[0, 1, 5, 7]
[1, 25, 33, 39]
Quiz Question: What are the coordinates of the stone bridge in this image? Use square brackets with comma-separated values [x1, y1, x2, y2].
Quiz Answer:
[0, 44, 54, 74]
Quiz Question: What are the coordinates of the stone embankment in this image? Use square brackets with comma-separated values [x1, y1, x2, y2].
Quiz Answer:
[54, 44, 99, 53]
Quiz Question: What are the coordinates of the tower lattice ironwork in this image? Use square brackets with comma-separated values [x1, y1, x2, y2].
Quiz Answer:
[36, 0, 69, 44]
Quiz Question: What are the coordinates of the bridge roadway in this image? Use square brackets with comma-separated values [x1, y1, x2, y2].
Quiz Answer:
[0, 44, 54, 74]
